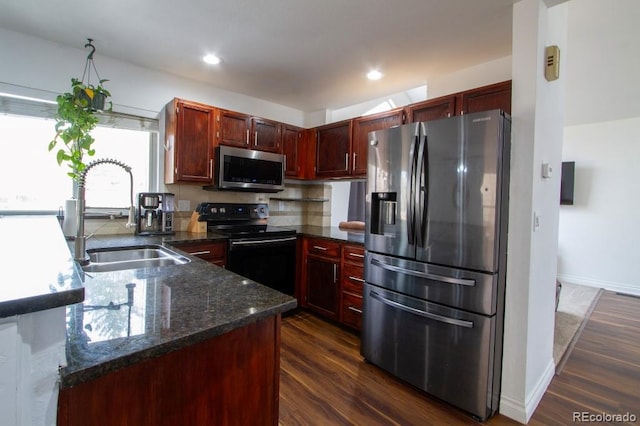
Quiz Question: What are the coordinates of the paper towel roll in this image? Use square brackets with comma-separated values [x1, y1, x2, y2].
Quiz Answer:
[62, 199, 77, 238]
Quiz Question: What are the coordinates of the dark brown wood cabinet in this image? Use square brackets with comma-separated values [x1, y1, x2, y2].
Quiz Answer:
[340, 243, 365, 330]
[282, 124, 303, 178]
[217, 109, 251, 148]
[163, 81, 511, 185]
[406, 81, 512, 123]
[170, 240, 227, 268]
[301, 237, 341, 320]
[314, 119, 353, 178]
[300, 237, 365, 330]
[457, 80, 512, 115]
[163, 99, 215, 184]
[351, 109, 404, 176]
[217, 109, 281, 153]
[405, 95, 457, 123]
[252, 117, 281, 152]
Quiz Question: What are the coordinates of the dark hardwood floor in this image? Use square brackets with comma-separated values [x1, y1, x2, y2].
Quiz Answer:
[279, 291, 640, 425]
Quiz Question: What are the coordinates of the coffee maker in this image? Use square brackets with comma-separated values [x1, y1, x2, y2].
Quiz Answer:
[136, 192, 175, 235]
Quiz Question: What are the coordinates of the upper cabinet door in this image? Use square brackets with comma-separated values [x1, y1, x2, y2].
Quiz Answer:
[252, 117, 281, 153]
[164, 99, 215, 184]
[315, 120, 352, 178]
[282, 124, 302, 178]
[405, 95, 456, 123]
[457, 80, 512, 115]
[217, 109, 251, 148]
[352, 109, 404, 176]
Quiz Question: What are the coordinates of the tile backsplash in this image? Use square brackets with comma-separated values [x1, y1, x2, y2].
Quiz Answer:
[83, 182, 332, 235]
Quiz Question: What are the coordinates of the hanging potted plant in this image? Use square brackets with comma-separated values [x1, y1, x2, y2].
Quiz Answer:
[75, 78, 112, 112]
[48, 77, 112, 180]
[48, 38, 111, 181]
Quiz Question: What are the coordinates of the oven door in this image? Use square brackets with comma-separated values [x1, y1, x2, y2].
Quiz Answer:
[226, 236, 297, 295]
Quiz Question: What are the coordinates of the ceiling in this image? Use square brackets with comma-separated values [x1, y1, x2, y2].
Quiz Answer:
[0, 0, 517, 112]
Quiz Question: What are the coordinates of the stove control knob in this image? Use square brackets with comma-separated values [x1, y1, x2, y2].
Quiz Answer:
[220, 208, 226, 214]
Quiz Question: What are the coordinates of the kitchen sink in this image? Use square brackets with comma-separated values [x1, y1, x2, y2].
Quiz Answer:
[81, 245, 191, 273]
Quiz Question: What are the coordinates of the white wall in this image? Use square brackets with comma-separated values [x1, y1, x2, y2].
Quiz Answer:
[558, 117, 640, 295]
[556, 0, 640, 296]
[564, 0, 640, 126]
[427, 56, 513, 99]
[500, 1, 567, 423]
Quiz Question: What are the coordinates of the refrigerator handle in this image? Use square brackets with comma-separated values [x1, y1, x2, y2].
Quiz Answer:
[369, 290, 474, 328]
[407, 132, 420, 245]
[415, 133, 428, 247]
[370, 257, 476, 287]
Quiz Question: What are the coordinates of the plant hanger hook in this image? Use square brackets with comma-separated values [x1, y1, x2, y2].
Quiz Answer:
[81, 38, 103, 87]
[84, 38, 96, 60]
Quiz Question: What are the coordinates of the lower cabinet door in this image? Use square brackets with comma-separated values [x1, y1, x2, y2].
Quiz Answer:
[306, 256, 339, 319]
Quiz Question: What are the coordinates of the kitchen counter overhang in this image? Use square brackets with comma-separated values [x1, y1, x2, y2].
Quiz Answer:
[0, 216, 84, 318]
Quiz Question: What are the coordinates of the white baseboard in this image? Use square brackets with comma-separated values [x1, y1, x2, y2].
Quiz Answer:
[556, 273, 640, 296]
[499, 359, 555, 424]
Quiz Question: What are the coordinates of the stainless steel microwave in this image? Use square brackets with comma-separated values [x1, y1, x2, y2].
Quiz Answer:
[208, 145, 285, 193]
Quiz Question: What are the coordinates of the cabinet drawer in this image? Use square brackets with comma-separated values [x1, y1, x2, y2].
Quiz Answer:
[342, 244, 365, 265]
[342, 263, 364, 295]
[172, 241, 227, 264]
[342, 292, 363, 330]
[306, 238, 341, 258]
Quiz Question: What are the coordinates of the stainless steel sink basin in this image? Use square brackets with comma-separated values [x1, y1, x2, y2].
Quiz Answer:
[81, 245, 191, 273]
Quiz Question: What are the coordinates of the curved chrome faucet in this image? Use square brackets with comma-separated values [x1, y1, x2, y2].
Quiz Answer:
[75, 158, 136, 263]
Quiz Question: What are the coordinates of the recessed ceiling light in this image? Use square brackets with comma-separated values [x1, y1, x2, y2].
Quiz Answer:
[203, 54, 222, 65]
[367, 70, 383, 80]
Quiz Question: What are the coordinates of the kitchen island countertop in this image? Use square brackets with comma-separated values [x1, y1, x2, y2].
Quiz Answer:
[61, 232, 297, 388]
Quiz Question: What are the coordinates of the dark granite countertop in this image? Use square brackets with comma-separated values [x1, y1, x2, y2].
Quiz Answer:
[2, 219, 349, 388]
[0, 216, 84, 318]
[289, 225, 365, 245]
[61, 232, 297, 388]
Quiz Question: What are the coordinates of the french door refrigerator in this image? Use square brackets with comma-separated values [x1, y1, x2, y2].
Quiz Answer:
[361, 109, 511, 421]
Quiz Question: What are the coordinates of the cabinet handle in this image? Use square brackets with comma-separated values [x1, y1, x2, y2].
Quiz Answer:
[345, 153, 349, 171]
[246, 129, 250, 145]
[348, 276, 365, 283]
[333, 264, 337, 283]
[313, 245, 328, 251]
[189, 250, 211, 256]
[348, 306, 363, 314]
[348, 252, 364, 258]
[353, 152, 357, 170]
[209, 159, 213, 179]
[254, 130, 258, 146]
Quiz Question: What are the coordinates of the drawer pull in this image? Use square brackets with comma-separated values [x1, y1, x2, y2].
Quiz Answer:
[347, 306, 363, 314]
[313, 245, 328, 251]
[189, 250, 211, 256]
[348, 252, 364, 258]
[348, 276, 365, 283]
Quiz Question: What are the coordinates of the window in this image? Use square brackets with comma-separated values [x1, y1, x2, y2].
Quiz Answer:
[0, 96, 157, 214]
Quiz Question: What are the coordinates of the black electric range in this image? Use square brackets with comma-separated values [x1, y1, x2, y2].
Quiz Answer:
[195, 202, 297, 295]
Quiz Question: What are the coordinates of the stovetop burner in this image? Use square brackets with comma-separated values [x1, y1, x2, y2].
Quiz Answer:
[211, 224, 296, 239]
[195, 202, 296, 239]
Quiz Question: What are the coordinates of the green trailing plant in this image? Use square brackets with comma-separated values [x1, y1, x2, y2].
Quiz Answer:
[48, 77, 112, 181]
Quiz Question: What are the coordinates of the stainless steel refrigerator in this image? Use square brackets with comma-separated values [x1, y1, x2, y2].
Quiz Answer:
[361, 109, 511, 421]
